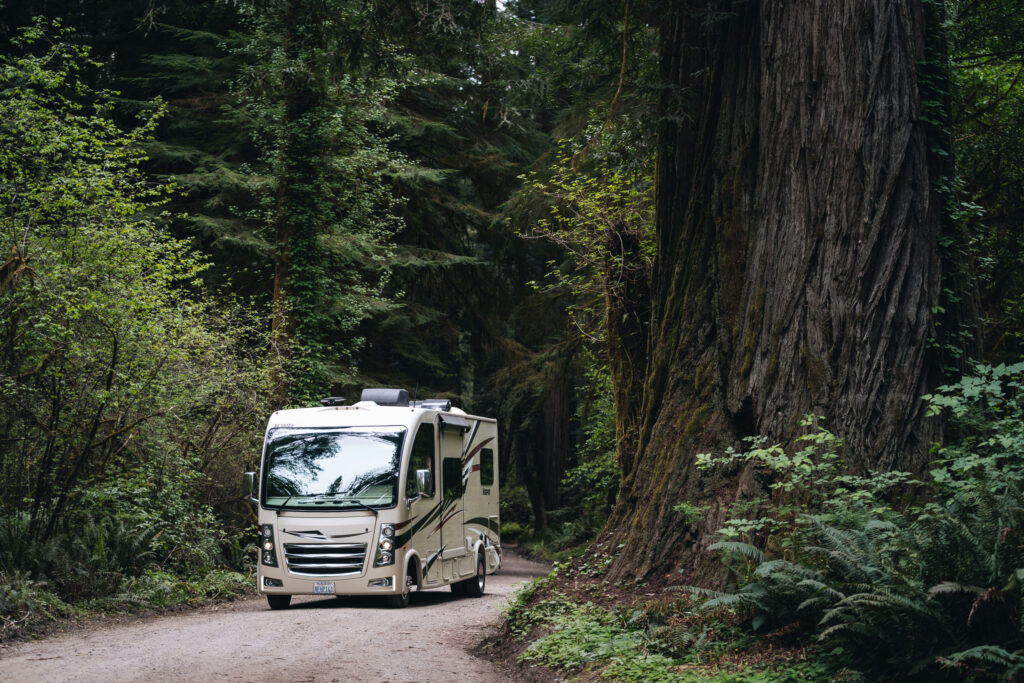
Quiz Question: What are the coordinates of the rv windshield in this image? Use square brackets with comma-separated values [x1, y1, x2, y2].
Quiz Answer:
[261, 427, 405, 509]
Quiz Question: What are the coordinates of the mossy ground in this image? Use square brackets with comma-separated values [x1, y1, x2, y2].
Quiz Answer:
[480, 550, 834, 683]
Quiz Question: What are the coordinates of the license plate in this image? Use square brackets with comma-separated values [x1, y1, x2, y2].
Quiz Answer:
[313, 581, 335, 594]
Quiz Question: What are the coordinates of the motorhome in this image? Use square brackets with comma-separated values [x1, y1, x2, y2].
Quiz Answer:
[242, 388, 500, 609]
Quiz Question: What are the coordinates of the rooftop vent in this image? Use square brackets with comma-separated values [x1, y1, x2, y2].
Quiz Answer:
[359, 388, 410, 407]
[320, 396, 346, 407]
[413, 399, 452, 411]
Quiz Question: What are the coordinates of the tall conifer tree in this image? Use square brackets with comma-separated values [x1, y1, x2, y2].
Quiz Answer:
[237, 0, 402, 402]
[604, 0, 964, 581]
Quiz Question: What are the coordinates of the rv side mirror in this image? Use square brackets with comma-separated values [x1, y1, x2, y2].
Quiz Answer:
[415, 469, 432, 496]
[242, 472, 258, 503]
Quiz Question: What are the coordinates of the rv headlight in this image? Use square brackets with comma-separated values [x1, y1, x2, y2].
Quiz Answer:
[374, 524, 396, 567]
[260, 524, 278, 567]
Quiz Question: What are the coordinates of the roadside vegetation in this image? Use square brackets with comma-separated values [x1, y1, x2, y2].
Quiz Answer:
[0, 23, 264, 639]
[495, 362, 1024, 681]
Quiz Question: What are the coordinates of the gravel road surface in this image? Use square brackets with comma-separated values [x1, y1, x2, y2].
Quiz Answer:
[0, 550, 549, 682]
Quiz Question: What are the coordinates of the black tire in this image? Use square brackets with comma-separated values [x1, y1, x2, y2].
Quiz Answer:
[463, 553, 485, 598]
[450, 578, 465, 596]
[267, 594, 291, 610]
[387, 572, 412, 608]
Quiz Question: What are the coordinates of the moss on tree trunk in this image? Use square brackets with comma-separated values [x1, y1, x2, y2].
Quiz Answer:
[605, 0, 954, 582]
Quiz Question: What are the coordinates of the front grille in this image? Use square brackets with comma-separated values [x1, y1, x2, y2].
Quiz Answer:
[283, 543, 367, 577]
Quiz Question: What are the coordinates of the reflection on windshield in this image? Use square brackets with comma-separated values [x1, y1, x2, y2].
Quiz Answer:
[262, 427, 404, 508]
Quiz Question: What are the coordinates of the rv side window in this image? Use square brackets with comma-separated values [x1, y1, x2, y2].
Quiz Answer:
[442, 457, 465, 499]
[406, 422, 435, 497]
[480, 448, 494, 486]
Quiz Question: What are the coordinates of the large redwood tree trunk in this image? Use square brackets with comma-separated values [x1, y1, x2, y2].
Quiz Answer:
[605, 0, 953, 581]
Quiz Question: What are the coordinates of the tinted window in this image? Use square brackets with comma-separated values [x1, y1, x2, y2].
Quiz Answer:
[480, 448, 494, 486]
[406, 422, 435, 497]
[442, 457, 465, 500]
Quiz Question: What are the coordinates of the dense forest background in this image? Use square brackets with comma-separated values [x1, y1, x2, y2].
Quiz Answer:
[2, 0, 1024, 677]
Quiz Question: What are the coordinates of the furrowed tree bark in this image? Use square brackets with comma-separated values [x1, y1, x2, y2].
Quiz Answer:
[605, 0, 951, 582]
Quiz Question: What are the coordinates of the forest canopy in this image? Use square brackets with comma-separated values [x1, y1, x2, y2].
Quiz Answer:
[2, 0, 1024, 676]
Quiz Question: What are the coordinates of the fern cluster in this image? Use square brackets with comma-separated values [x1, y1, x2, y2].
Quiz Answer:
[701, 482, 1024, 679]
[692, 363, 1024, 680]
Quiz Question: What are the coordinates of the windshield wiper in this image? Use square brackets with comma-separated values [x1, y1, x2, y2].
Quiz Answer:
[334, 499, 379, 516]
[298, 494, 379, 516]
[274, 495, 294, 516]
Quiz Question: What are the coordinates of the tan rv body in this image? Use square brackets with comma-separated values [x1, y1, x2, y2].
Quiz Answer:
[253, 399, 500, 607]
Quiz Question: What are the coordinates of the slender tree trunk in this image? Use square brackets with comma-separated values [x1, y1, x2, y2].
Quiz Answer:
[605, 221, 650, 475]
[270, 189, 293, 404]
[605, 0, 952, 582]
[541, 369, 570, 512]
[268, 0, 313, 405]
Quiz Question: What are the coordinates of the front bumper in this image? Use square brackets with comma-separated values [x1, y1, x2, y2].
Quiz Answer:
[258, 549, 404, 597]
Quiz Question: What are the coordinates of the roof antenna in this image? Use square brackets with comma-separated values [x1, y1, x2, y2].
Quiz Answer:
[413, 383, 419, 406]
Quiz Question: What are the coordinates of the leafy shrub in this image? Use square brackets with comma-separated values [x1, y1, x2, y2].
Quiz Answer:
[76, 467, 227, 572]
[0, 21, 272, 608]
[502, 573, 573, 638]
[500, 521, 533, 543]
[0, 572, 76, 639]
[561, 357, 620, 530]
[521, 525, 594, 564]
[120, 568, 250, 609]
[1, 565, 250, 640]
[505, 583, 825, 682]
[500, 483, 535, 528]
[695, 416, 913, 549]
[519, 605, 667, 673]
[0, 461, 235, 603]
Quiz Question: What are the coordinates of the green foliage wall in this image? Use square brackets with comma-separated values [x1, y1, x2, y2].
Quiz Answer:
[948, 0, 1024, 359]
[235, 0, 404, 402]
[0, 23, 272, 594]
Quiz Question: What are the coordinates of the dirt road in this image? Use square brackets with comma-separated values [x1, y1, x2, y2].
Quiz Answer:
[0, 551, 549, 682]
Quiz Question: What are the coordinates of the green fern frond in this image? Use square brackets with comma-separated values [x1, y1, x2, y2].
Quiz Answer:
[927, 581, 984, 597]
[941, 644, 1024, 671]
[864, 519, 898, 534]
[702, 592, 756, 611]
[682, 585, 726, 599]
[707, 541, 766, 563]
[794, 579, 845, 602]
[797, 596, 826, 613]
[818, 619, 876, 640]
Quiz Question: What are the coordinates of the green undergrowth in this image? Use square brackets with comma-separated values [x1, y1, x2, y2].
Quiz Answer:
[685, 362, 1024, 681]
[502, 571, 831, 682]
[501, 511, 599, 565]
[0, 567, 253, 642]
[501, 363, 1024, 681]
[519, 531, 596, 565]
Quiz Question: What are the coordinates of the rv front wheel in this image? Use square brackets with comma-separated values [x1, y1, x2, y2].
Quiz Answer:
[266, 594, 291, 610]
[464, 553, 485, 598]
[386, 573, 412, 608]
